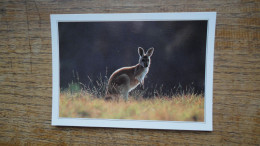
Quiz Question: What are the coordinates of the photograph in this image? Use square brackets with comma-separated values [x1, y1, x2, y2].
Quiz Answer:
[51, 13, 216, 130]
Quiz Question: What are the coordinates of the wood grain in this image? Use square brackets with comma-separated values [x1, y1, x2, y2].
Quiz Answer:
[0, 0, 259, 145]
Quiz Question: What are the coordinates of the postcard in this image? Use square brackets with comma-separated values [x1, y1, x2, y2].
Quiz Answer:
[51, 12, 216, 130]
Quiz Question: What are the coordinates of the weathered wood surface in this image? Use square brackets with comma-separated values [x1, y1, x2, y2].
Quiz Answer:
[0, 0, 259, 145]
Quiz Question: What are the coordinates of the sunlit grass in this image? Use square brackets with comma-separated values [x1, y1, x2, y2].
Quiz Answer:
[60, 72, 204, 121]
[59, 91, 204, 121]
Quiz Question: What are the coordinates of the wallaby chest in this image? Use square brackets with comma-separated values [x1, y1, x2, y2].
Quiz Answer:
[135, 67, 148, 82]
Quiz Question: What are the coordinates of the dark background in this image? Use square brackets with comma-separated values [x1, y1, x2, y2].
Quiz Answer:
[59, 21, 207, 96]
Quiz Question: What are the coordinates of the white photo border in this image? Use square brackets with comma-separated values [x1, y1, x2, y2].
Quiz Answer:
[51, 12, 216, 131]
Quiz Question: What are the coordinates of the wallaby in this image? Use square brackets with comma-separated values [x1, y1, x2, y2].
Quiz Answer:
[105, 47, 154, 101]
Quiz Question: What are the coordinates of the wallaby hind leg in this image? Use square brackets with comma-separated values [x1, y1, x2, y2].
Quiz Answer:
[115, 74, 130, 101]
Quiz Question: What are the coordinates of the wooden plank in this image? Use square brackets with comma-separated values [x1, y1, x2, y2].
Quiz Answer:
[0, 0, 259, 145]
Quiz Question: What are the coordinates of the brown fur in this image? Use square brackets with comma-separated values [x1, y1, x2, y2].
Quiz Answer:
[105, 47, 154, 101]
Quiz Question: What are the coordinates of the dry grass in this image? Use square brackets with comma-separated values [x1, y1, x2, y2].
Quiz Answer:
[59, 91, 204, 121]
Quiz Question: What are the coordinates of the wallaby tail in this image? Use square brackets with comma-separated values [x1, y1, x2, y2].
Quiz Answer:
[104, 96, 113, 101]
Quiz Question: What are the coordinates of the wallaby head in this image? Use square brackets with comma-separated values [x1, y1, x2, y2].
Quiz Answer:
[138, 47, 154, 68]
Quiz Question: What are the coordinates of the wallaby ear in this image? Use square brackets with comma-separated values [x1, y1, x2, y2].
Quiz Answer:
[138, 47, 144, 57]
[146, 47, 154, 57]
